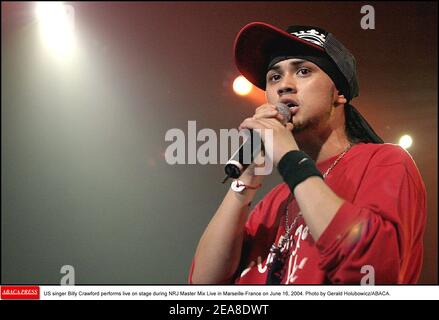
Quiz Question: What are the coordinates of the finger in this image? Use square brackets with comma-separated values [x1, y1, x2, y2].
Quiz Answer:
[239, 117, 254, 130]
[253, 109, 278, 120]
[275, 113, 286, 123]
[285, 122, 294, 132]
[239, 118, 270, 130]
[254, 110, 287, 124]
[255, 104, 276, 113]
[257, 118, 285, 129]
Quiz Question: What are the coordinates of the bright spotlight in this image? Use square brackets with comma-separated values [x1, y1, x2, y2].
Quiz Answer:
[35, 2, 76, 58]
[399, 134, 413, 149]
[233, 76, 253, 96]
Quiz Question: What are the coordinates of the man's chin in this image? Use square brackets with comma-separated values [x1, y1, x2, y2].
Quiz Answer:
[292, 122, 306, 134]
[291, 122, 313, 143]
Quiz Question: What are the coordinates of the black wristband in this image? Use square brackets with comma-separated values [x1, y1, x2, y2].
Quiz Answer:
[278, 150, 323, 193]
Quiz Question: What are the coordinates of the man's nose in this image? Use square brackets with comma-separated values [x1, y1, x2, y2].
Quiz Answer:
[277, 86, 296, 97]
[277, 73, 297, 96]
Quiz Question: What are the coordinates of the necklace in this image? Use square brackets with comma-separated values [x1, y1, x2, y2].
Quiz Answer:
[267, 143, 354, 271]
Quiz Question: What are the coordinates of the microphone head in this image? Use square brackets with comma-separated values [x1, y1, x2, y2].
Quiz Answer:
[275, 102, 292, 124]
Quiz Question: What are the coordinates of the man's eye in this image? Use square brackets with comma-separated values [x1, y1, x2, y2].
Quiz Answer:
[268, 74, 281, 81]
[297, 68, 310, 76]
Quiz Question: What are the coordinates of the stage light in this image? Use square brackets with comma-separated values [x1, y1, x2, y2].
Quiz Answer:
[233, 76, 253, 96]
[399, 134, 413, 149]
[35, 2, 76, 59]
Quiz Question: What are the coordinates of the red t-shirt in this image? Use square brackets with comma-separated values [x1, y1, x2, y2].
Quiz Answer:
[189, 143, 426, 284]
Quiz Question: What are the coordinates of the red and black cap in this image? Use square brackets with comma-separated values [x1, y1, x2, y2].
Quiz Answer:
[234, 22, 359, 101]
[233, 22, 383, 144]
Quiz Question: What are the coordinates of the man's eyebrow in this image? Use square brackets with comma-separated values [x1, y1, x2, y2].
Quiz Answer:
[267, 59, 308, 73]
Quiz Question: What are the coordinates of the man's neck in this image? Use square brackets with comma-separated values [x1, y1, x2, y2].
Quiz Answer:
[295, 127, 352, 164]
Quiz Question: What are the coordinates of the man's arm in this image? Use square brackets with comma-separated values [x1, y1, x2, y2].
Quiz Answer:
[294, 176, 344, 240]
[238, 116, 347, 241]
[190, 173, 263, 284]
[191, 103, 288, 284]
[289, 147, 426, 283]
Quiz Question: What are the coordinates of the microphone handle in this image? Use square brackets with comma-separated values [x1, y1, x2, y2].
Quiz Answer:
[224, 129, 263, 179]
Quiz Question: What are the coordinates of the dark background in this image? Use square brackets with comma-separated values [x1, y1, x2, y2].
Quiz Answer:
[2, 2, 437, 284]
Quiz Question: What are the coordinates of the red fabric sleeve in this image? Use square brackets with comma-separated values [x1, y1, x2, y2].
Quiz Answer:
[315, 147, 426, 284]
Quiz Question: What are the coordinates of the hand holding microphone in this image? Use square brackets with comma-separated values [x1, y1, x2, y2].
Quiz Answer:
[223, 103, 297, 181]
[250, 102, 292, 125]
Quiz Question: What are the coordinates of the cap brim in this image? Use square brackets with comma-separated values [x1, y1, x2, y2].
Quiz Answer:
[234, 22, 325, 90]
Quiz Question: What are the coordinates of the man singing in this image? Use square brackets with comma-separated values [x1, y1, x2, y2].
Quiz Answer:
[189, 22, 426, 284]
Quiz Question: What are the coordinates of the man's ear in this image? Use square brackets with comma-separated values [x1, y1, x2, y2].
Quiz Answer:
[335, 94, 347, 106]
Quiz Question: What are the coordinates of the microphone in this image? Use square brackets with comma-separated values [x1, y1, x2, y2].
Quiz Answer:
[222, 103, 291, 183]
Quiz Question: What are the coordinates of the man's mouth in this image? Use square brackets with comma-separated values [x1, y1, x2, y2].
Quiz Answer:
[285, 102, 297, 108]
[279, 99, 299, 109]
[282, 102, 300, 117]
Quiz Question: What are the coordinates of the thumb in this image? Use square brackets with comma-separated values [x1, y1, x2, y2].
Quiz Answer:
[285, 122, 294, 132]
